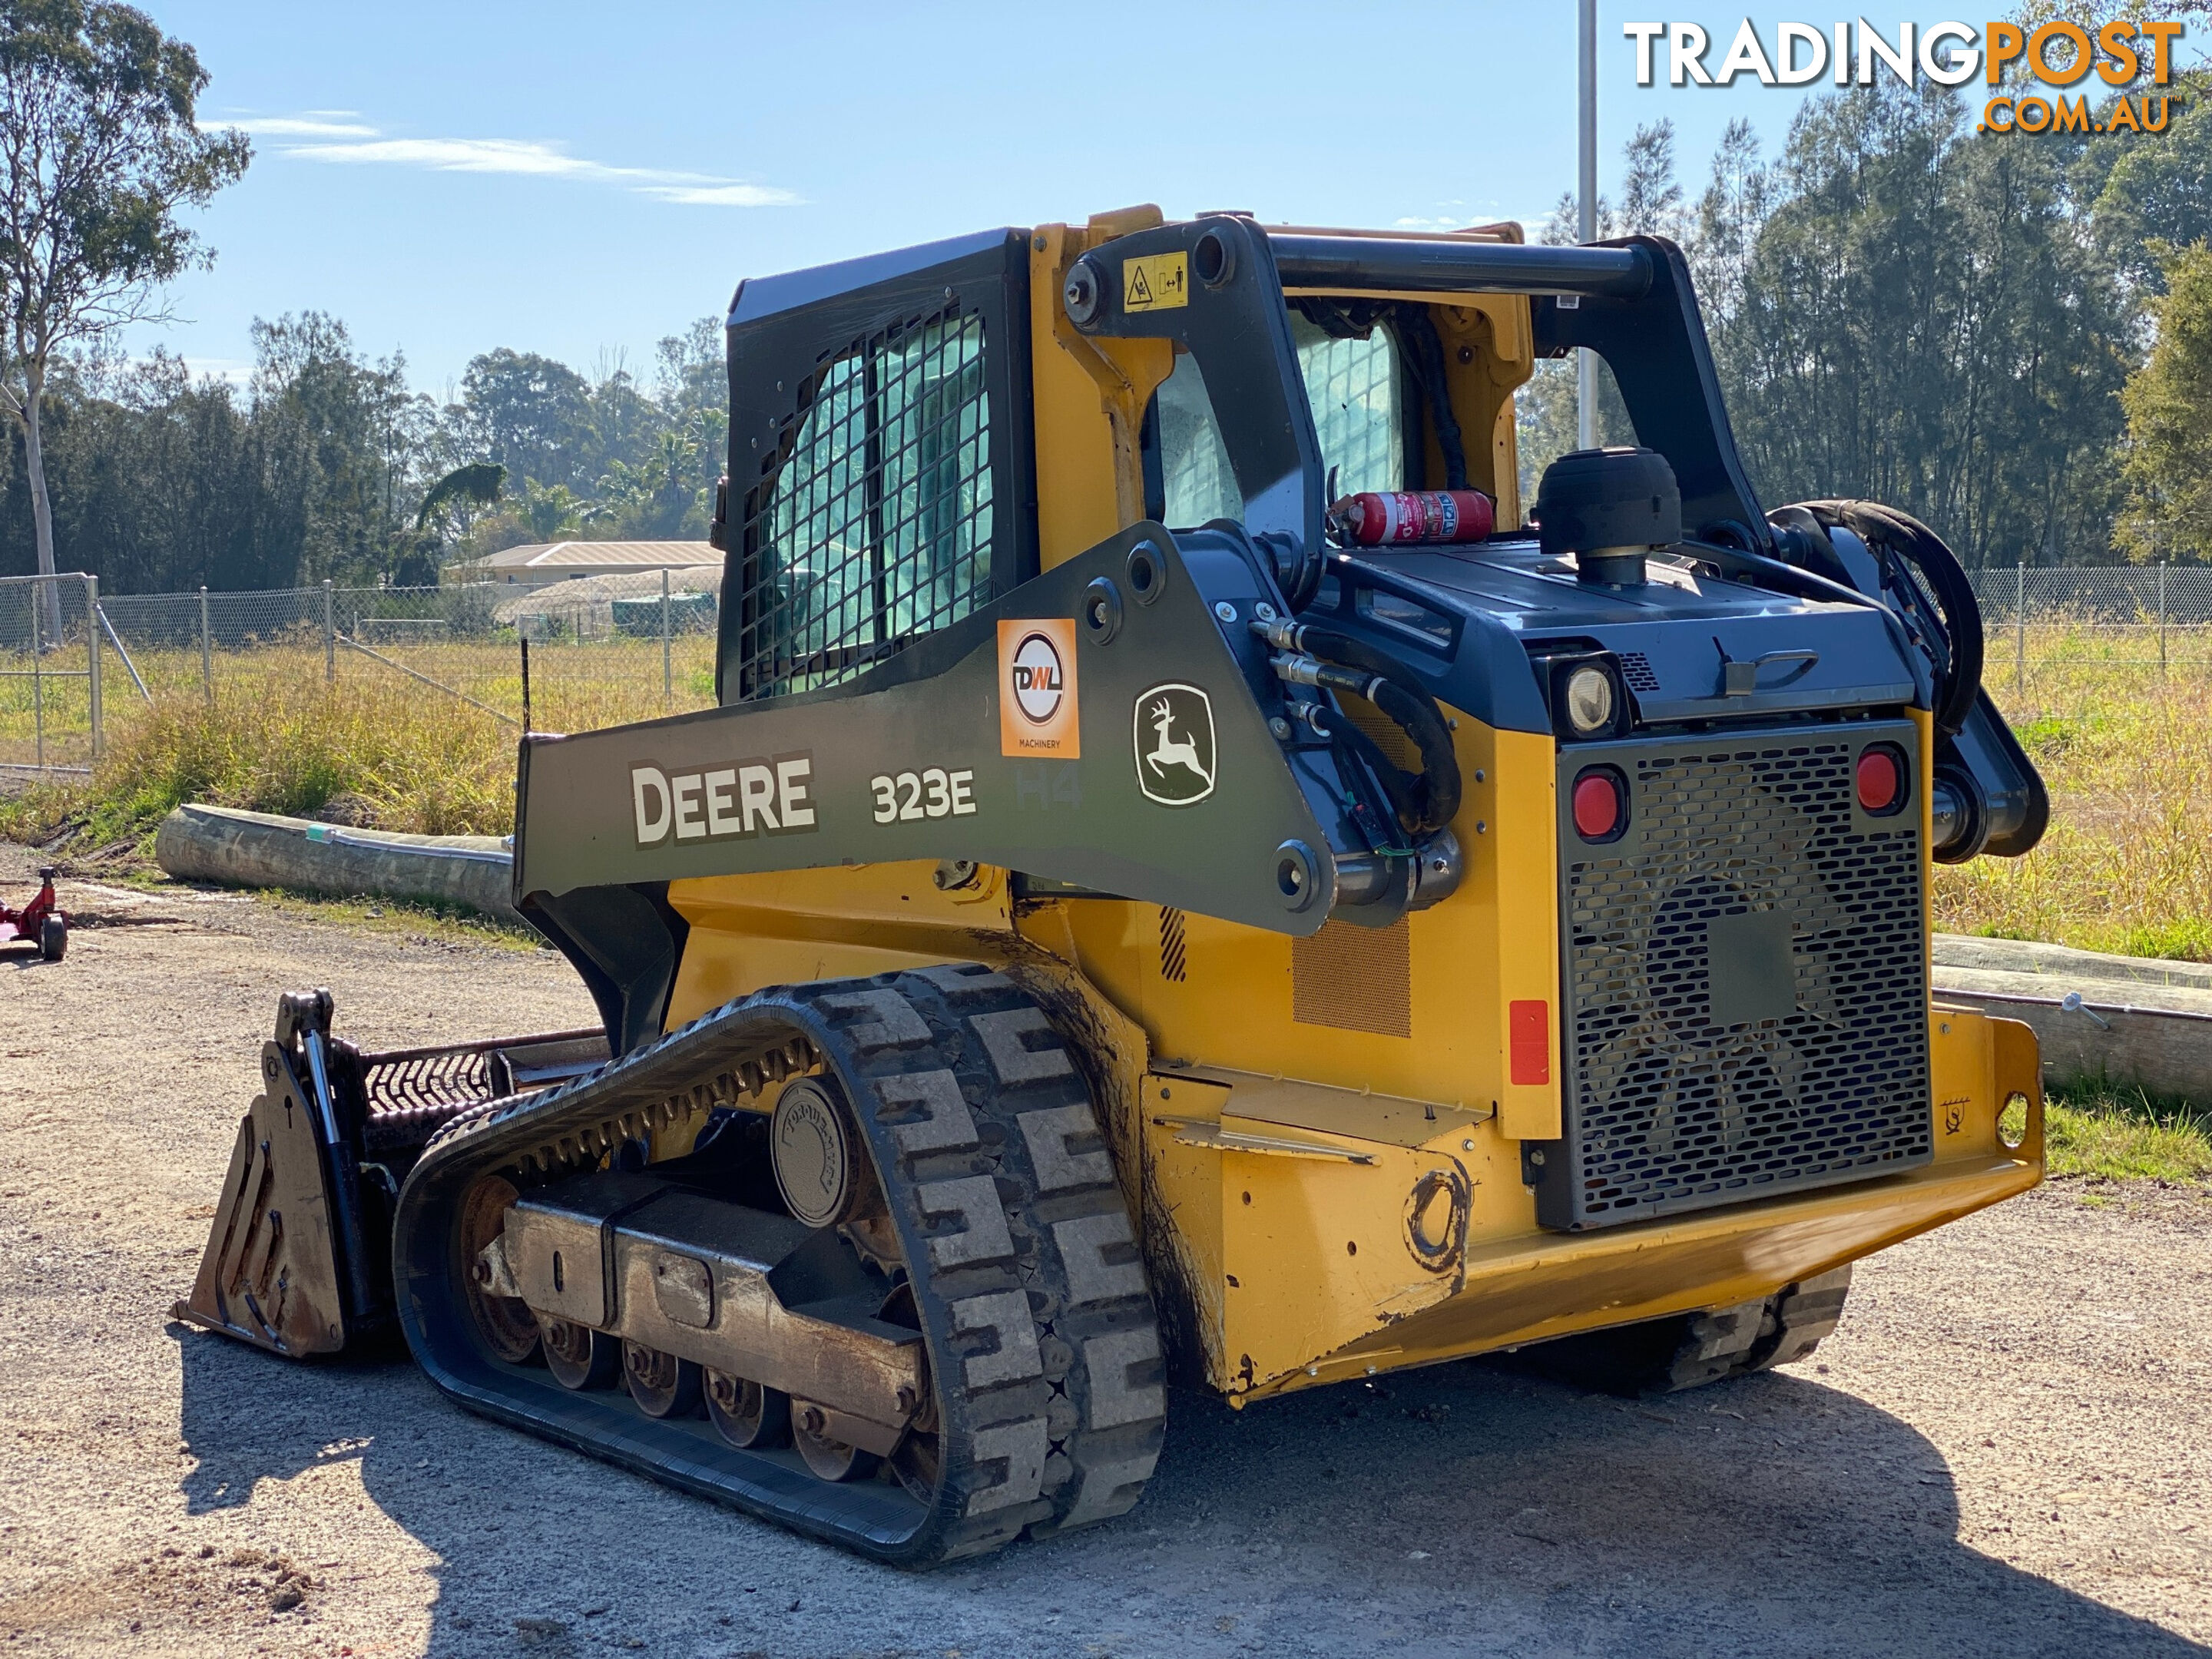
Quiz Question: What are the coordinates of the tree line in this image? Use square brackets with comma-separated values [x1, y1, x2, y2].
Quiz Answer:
[5, 6, 2212, 590]
[0, 313, 728, 592]
[1520, 71, 2212, 567]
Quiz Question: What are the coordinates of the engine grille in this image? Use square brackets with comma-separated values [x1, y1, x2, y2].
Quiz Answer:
[1535, 724, 1932, 1230]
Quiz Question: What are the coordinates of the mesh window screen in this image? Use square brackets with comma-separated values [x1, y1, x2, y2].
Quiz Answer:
[1154, 316, 1403, 528]
[1292, 316, 1402, 497]
[737, 311, 993, 698]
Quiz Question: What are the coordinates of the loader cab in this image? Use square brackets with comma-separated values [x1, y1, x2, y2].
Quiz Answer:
[711, 212, 1561, 707]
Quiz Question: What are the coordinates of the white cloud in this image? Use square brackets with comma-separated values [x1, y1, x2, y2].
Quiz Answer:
[639, 182, 797, 207]
[230, 117, 379, 137]
[252, 118, 797, 207]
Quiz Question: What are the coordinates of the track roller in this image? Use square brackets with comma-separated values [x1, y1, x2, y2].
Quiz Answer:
[705, 1369, 790, 1448]
[392, 963, 1169, 1565]
[540, 1315, 619, 1390]
[624, 1342, 704, 1418]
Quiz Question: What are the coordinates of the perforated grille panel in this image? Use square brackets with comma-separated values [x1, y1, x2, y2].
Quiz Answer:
[733, 311, 992, 699]
[1538, 724, 1931, 1230]
[1618, 651, 1660, 694]
[1293, 919, 1412, 1038]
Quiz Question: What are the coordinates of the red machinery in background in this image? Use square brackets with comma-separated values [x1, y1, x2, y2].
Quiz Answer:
[2, 867, 66, 961]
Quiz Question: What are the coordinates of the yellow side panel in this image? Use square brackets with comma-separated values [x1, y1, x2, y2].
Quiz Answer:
[664, 863, 1017, 1028]
[1220, 1136, 1469, 1389]
[1061, 712, 1559, 1133]
[1137, 1073, 1228, 1363]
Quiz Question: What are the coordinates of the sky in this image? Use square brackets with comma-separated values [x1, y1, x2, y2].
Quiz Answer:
[129, 3, 2015, 395]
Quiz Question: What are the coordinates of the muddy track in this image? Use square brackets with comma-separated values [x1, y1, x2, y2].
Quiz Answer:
[2, 844, 2209, 1657]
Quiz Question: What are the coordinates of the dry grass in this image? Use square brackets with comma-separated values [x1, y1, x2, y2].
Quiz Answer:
[8, 618, 2212, 971]
[1934, 623, 2212, 960]
[0, 637, 715, 849]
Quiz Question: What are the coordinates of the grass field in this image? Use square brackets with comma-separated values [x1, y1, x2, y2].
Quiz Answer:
[8, 618, 2212, 1188]
[8, 621, 2212, 944]
[2045, 1081, 2212, 1188]
[0, 634, 717, 842]
[1930, 624, 2212, 960]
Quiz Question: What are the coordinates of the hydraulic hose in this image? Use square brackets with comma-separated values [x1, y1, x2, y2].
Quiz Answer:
[1786, 500, 1985, 736]
[1257, 619, 1463, 836]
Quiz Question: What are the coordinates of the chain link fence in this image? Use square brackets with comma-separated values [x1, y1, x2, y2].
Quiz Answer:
[9, 561, 2210, 775]
[1969, 564, 2212, 689]
[72, 574, 722, 756]
[0, 574, 103, 772]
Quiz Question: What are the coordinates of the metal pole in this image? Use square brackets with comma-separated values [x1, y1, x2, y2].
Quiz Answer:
[199, 585, 213, 707]
[96, 604, 151, 704]
[2014, 561, 2026, 694]
[85, 575, 101, 761]
[323, 578, 336, 684]
[29, 581, 43, 770]
[520, 636, 532, 733]
[2158, 559, 2168, 680]
[1576, 0, 1598, 451]
[661, 567, 672, 707]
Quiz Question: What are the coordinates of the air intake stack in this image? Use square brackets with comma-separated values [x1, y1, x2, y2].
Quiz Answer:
[1535, 446, 1681, 587]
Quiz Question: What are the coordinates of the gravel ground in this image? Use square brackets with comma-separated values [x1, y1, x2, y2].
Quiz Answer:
[2, 846, 2209, 1659]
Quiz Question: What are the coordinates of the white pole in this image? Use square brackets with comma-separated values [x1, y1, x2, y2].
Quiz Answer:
[1577, 0, 1599, 451]
[85, 575, 101, 761]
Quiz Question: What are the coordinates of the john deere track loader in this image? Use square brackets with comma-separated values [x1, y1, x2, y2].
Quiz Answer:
[179, 207, 2050, 1565]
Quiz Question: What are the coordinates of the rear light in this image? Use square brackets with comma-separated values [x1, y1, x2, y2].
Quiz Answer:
[1856, 745, 1909, 816]
[1571, 767, 1627, 842]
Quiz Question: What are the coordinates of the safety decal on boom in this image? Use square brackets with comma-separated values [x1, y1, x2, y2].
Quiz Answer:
[1122, 253, 1187, 313]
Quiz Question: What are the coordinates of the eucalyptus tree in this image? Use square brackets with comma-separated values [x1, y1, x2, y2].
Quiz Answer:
[0, 0, 248, 635]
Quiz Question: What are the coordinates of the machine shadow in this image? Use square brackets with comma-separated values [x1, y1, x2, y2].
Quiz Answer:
[171, 1320, 419, 1514]
[175, 1322, 2206, 1657]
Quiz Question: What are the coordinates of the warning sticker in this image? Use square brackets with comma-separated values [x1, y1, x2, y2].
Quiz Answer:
[1122, 252, 1188, 313]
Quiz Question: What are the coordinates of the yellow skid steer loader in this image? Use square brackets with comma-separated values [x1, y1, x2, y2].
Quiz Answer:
[180, 207, 2048, 1565]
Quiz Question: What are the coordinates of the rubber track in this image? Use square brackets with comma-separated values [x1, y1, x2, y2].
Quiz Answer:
[1650, 1265, 1857, 1393]
[390, 962, 1167, 1565]
[1508, 1266, 1854, 1397]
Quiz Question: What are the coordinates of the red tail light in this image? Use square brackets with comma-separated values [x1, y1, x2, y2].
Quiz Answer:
[1856, 747, 1905, 815]
[1572, 769, 1624, 840]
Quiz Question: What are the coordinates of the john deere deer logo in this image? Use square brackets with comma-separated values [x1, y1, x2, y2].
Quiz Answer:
[1133, 683, 1216, 806]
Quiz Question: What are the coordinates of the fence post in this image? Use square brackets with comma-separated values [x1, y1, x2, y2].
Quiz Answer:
[661, 567, 672, 707]
[29, 580, 43, 770]
[85, 574, 101, 762]
[323, 578, 335, 684]
[520, 636, 532, 733]
[199, 585, 213, 707]
[2015, 561, 2026, 695]
[2158, 560, 2168, 680]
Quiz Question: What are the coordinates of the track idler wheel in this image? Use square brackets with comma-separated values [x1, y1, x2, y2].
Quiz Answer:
[459, 1177, 539, 1365]
[704, 1369, 790, 1449]
[623, 1341, 702, 1418]
[540, 1315, 619, 1390]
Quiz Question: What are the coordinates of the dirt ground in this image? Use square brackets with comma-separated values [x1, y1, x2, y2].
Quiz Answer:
[2, 844, 2210, 1659]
